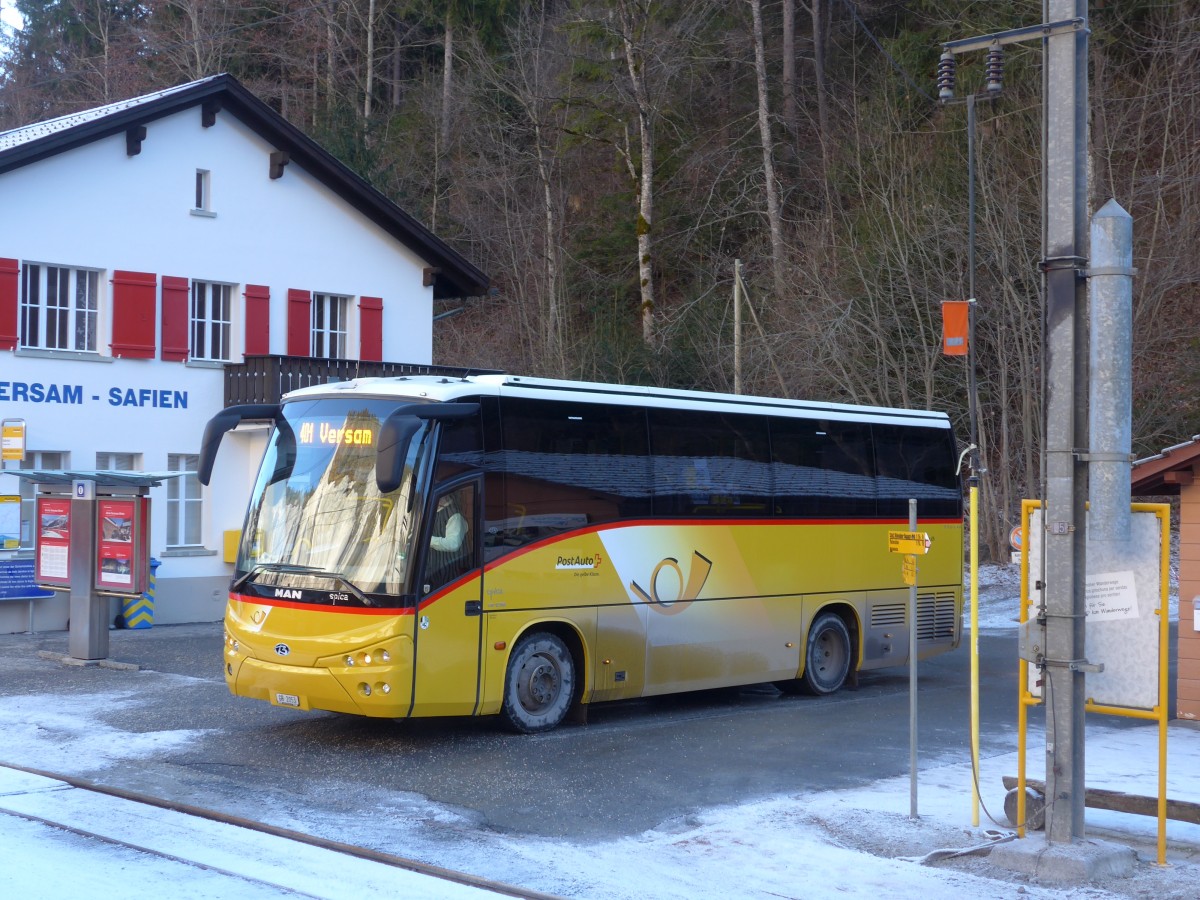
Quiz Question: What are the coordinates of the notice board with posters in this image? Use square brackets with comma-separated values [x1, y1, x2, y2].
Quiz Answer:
[35, 497, 72, 588]
[95, 497, 149, 594]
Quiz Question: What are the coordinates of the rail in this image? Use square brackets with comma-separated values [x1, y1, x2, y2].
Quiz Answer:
[223, 355, 500, 406]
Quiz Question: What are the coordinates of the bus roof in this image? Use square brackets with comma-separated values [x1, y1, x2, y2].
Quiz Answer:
[281, 373, 951, 428]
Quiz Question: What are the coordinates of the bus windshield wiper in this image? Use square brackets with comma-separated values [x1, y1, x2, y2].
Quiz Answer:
[231, 564, 267, 594]
[231, 563, 375, 606]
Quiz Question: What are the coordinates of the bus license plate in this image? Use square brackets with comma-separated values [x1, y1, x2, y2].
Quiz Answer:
[274, 692, 301, 708]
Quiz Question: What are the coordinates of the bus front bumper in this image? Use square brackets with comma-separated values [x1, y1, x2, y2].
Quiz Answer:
[225, 651, 412, 718]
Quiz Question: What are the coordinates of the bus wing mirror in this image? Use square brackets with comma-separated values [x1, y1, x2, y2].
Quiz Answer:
[376, 403, 479, 494]
[376, 416, 422, 495]
[198, 403, 281, 485]
[266, 415, 297, 486]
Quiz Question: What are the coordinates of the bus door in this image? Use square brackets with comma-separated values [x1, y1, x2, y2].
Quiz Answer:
[410, 476, 485, 717]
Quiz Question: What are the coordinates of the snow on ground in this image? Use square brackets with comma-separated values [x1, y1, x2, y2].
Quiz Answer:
[1, 562, 1197, 899]
[3, 720, 1198, 899]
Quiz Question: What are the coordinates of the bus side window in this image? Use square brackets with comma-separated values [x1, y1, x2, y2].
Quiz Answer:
[434, 411, 483, 482]
[497, 398, 651, 547]
[424, 482, 478, 594]
[649, 410, 771, 517]
[873, 425, 962, 518]
[770, 418, 876, 518]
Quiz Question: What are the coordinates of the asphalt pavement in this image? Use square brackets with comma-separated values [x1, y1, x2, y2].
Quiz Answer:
[0, 619, 1031, 842]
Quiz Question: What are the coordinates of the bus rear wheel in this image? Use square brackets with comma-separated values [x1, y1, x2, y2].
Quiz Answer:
[500, 632, 575, 734]
[787, 611, 852, 696]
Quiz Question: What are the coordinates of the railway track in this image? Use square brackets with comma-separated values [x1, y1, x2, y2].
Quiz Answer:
[0, 762, 561, 900]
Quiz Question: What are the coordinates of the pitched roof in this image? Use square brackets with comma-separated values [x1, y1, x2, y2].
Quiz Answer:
[1131, 435, 1200, 495]
[0, 74, 488, 300]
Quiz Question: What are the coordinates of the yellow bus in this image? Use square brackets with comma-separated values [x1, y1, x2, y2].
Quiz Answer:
[199, 374, 963, 732]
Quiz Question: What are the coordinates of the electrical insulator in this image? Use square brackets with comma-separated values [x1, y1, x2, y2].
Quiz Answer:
[937, 50, 956, 102]
[985, 43, 1004, 94]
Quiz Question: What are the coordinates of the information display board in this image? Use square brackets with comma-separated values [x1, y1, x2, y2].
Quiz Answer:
[95, 497, 149, 594]
[1025, 505, 1166, 710]
[0, 495, 18, 550]
[35, 497, 72, 588]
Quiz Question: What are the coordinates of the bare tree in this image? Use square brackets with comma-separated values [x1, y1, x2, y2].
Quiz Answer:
[749, 0, 786, 299]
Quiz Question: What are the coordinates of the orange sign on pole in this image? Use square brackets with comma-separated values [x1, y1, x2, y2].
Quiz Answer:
[942, 300, 970, 356]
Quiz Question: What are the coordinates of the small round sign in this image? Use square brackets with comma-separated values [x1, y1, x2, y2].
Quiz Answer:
[1009, 525, 1023, 551]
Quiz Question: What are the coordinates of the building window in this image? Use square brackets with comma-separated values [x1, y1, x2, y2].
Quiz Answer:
[14, 451, 67, 547]
[190, 281, 232, 362]
[195, 169, 211, 211]
[312, 293, 348, 359]
[20, 263, 99, 352]
[96, 452, 141, 471]
[167, 453, 202, 547]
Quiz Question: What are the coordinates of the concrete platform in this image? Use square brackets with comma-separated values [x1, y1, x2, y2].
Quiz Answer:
[35, 649, 139, 670]
[990, 833, 1136, 883]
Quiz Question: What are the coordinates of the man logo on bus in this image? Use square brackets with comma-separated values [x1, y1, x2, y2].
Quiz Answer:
[629, 551, 712, 616]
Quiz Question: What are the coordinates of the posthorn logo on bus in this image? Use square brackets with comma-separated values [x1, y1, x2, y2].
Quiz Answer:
[630, 551, 713, 616]
[274, 643, 291, 657]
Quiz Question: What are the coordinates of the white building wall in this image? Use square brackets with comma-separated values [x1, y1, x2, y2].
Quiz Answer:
[1, 110, 435, 360]
[0, 103, 440, 632]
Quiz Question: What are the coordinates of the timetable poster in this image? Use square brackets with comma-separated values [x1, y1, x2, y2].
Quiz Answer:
[96, 499, 136, 589]
[36, 497, 72, 587]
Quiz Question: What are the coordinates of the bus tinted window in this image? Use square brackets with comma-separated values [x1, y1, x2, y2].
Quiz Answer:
[497, 398, 651, 544]
[873, 424, 962, 518]
[770, 418, 876, 518]
[649, 410, 772, 517]
[434, 406, 483, 482]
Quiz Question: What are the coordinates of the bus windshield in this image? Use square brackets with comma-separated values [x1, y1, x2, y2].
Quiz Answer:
[234, 398, 430, 605]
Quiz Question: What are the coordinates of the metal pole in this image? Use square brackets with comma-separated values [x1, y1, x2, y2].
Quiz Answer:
[1087, 200, 1133, 542]
[67, 487, 106, 660]
[1041, 0, 1089, 844]
[966, 89, 982, 827]
[909, 497, 919, 819]
[733, 260, 743, 395]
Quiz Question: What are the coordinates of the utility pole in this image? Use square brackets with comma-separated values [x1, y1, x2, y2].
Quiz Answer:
[939, 3, 1091, 844]
[733, 260, 743, 395]
[1041, 0, 1091, 844]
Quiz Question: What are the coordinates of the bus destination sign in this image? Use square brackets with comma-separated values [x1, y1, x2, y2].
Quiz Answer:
[298, 421, 377, 447]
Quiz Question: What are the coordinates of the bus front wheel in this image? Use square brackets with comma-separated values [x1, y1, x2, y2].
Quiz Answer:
[500, 632, 575, 734]
[796, 611, 852, 695]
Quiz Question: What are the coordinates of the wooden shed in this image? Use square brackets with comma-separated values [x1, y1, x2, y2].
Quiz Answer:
[1131, 436, 1200, 719]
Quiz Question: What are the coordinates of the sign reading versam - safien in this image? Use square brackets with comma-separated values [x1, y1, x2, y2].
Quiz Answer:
[0, 380, 189, 409]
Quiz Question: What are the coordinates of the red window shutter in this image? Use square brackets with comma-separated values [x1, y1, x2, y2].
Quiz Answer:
[161, 276, 189, 361]
[0, 257, 17, 350]
[244, 284, 270, 356]
[111, 270, 158, 358]
[359, 296, 383, 362]
[287, 288, 311, 357]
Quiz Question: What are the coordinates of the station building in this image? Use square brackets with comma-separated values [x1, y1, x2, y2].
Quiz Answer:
[0, 74, 488, 632]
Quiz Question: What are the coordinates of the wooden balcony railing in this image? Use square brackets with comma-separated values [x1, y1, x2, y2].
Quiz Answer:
[223, 355, 500, 406]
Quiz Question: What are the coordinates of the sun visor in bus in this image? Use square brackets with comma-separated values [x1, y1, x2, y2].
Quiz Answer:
[198, 403, 282, 485]
[376, 402, 479, 494]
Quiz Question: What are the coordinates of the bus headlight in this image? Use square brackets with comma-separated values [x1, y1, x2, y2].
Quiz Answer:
[350, 649, 388, 667]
